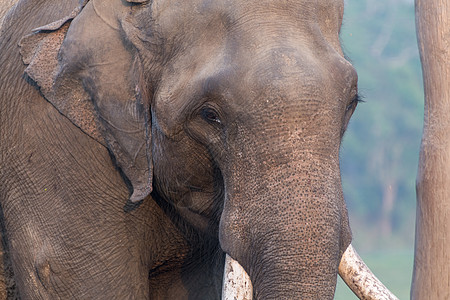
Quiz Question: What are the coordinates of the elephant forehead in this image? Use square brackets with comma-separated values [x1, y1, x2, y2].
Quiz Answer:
[224, 0, 344, 48]
[150, 0, 352, 134]
[151, 0, 345, 53]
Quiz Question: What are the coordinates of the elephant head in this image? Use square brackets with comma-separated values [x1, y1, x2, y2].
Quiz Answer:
[20, 0, 396, 298]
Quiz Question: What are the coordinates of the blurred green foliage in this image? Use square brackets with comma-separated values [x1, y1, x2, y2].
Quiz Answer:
[340, 0, 423, 252]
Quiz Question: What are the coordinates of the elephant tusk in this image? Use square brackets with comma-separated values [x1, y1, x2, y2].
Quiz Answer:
[222, 254, 253, 300]
[339, 244, 399, 300]
[222, 244, 398, 300]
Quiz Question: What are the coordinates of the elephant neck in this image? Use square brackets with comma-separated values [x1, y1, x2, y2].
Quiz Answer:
[148, 190, 225, 298]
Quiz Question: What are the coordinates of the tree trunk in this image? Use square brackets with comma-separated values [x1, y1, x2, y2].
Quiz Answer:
[412, 0, 450, 299]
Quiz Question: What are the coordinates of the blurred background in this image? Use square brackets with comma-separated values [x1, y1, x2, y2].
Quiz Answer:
[335, 0, 423, 298]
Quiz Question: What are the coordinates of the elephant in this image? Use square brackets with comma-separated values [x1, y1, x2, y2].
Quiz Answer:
[0, 0, 17, 28]
[0, 0, 396, 299]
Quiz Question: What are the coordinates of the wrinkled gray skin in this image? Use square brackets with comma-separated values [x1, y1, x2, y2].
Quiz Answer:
[0, 0, 17, 27]
[0, 0, 358, 298]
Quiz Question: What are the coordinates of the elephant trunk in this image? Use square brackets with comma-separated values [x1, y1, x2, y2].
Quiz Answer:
[222, 245, 399, 300]
[219, 157, 351, 298]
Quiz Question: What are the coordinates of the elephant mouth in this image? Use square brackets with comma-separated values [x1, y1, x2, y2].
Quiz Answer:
[221, 244, 399, 300]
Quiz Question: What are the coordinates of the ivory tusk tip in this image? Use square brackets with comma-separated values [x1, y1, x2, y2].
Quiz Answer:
[222, 254, 253, 300]
[339, 244, 399, 300]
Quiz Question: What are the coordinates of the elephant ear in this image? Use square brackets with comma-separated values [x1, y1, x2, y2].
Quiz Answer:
[19, 0, 152, 202]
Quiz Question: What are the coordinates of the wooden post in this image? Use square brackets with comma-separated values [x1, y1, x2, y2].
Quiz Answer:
[412, 0, 450, 298]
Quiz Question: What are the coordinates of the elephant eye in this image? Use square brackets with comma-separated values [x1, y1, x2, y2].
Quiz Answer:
[201, 107, 222, 124]
[346, 93, 363, 113]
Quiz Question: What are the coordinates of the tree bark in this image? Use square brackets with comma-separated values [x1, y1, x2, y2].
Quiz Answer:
[412, 0, 450, 299]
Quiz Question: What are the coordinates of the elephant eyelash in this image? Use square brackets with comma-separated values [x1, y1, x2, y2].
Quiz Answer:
[346, 93, 364, 112]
